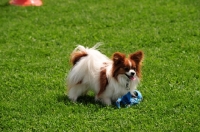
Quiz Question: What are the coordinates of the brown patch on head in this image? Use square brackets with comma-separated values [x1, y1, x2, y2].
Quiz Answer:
[70, 51, 88, 65]
[129, 51, 144, 78]
[98, 69, 108, 96]
[124, 59, 136, 71]
[112, 52, 126, 80]
[111, 51, 144, 80]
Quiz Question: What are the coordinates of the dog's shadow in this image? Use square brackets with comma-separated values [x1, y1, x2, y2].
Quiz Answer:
[57, 94, 107, 107]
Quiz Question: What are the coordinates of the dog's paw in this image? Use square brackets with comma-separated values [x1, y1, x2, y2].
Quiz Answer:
[102, 98, 112, 106]
[68, 96, 78, 102]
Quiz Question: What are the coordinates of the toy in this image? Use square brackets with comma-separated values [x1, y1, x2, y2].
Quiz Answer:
[116, 90, 142, 108]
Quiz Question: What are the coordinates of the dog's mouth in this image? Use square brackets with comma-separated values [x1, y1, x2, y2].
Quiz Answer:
[125, 74, 136, 81]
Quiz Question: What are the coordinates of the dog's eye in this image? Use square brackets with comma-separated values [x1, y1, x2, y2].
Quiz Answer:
[132, 67, 136, 70]
[124, 67, 129, 71]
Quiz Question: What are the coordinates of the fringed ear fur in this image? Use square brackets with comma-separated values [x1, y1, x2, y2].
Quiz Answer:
[112, 52, 126, 65]
[129, 51, 144, 64]
[130, 51, 144, 78]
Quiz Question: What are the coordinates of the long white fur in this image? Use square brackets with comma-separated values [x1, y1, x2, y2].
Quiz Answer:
[67, 45, 140, 105]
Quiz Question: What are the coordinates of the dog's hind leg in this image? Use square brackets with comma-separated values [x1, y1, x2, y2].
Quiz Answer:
[101, 97, 112, 105]
[68, 84, 87, 102]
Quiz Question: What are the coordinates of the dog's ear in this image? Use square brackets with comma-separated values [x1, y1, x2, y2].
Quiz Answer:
[112, 52, 126, 65]
[129, 51, 144, 64]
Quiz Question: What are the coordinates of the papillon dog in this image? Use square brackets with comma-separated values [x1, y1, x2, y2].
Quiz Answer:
[67, 44, 144, 105]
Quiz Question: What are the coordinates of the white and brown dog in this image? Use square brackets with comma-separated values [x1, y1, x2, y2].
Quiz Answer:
[67, 44, 144, 105]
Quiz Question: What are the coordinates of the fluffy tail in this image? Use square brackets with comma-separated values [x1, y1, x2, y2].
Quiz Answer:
[68, 44, 105, 88]
[70, 43, 102, 65]
[70, 50, 88, 65]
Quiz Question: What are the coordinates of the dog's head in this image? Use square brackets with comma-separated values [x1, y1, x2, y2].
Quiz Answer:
[112, 51, 144, 81]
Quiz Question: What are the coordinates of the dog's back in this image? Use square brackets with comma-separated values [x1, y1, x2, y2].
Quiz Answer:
[67, 45, 111, 101]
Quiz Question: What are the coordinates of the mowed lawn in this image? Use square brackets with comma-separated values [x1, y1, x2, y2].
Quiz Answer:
[0, 0, 199, 131]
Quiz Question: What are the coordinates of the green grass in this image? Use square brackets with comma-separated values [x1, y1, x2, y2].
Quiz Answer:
[0, 0, 200, 131]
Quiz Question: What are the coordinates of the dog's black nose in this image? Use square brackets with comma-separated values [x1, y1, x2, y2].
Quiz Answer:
[131, 72, 135, 76]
